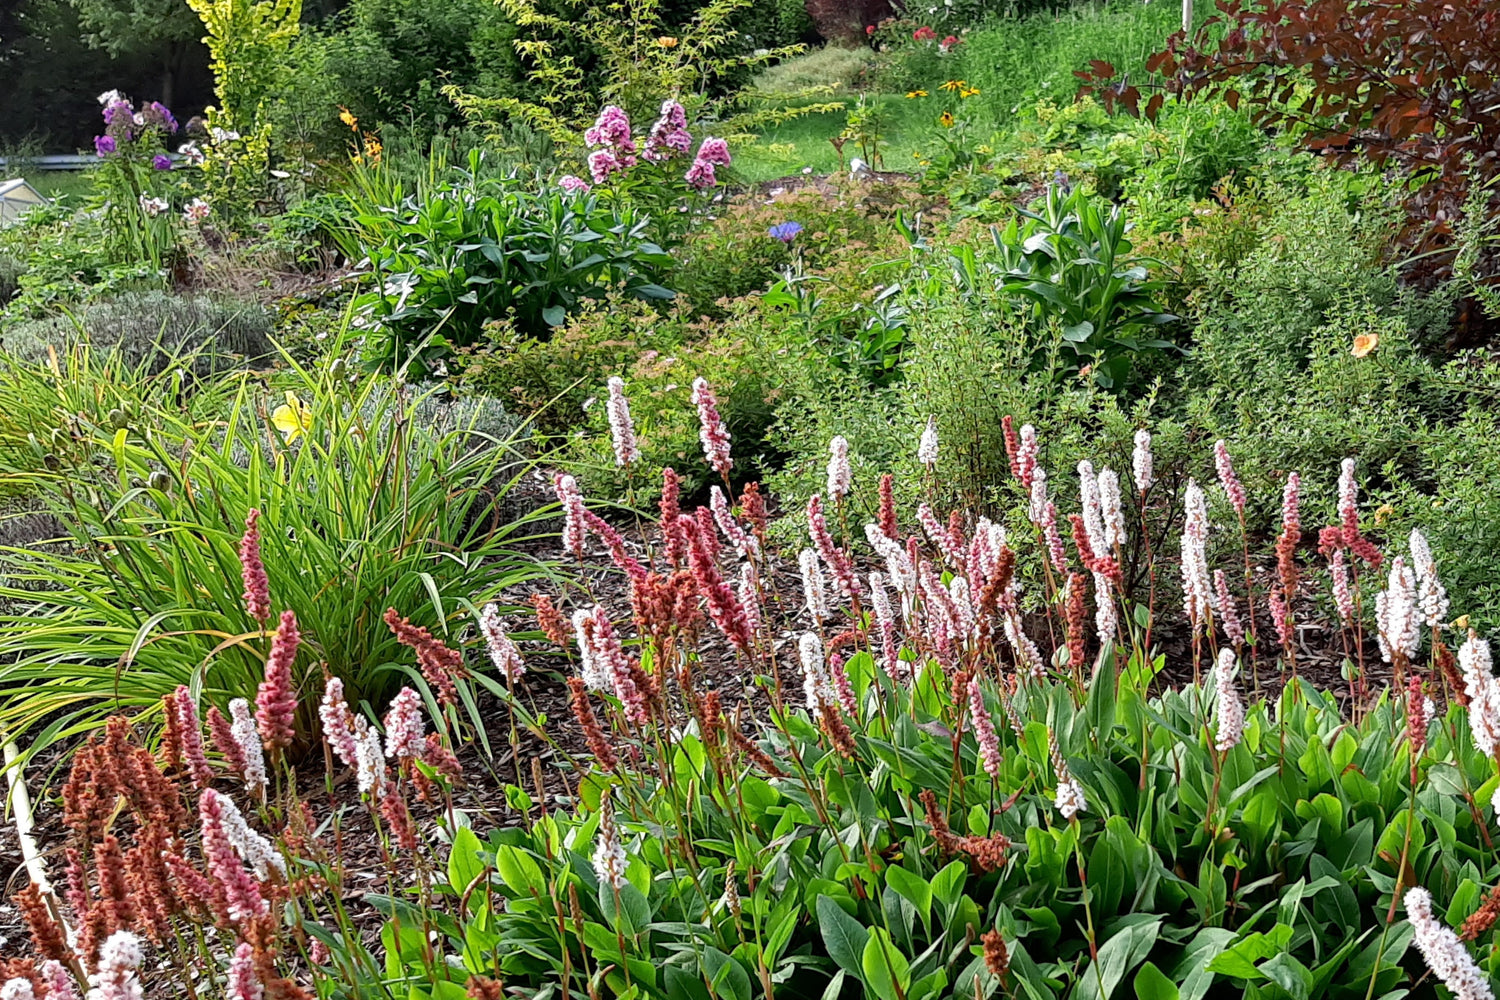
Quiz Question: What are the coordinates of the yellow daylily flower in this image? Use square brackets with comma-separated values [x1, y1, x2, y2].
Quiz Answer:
[339, 106, 358, 131]
[271, 392, 313, 444]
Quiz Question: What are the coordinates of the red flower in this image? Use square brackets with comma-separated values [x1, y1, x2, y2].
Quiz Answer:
[913, 25, 937, 41]
[866, 24, 875, 35]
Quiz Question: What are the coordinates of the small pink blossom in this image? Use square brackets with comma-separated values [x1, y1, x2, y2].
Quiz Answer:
[239, 508, 270, 625]
[967, 676, 1003, 777]
[478, 603, 526, 681]
[1215, 440, 1246, 515]
[553, 473, 589, 558]
[605, 376, 638, 467]
[384, 687, 426, 760]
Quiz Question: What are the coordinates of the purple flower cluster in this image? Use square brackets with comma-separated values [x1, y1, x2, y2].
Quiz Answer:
[584, 105, 639, 184]
[93, 92, 178, 160]
[644, 99, 692, 161]
[685, 137, 731, 190]
[559, 174, 591, 195]
[95, 135, 117, 158]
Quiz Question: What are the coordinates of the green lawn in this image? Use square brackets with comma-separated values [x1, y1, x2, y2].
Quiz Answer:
[733, 97, 936, 182]
[20, 171, 93, 202]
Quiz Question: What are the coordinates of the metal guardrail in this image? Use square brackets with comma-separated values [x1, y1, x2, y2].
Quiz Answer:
[0, 154, 98, 171]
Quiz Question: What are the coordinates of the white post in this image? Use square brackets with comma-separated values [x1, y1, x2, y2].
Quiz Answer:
[1182, 0, 1193, 33]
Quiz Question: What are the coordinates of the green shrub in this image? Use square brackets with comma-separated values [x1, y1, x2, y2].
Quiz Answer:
[1, 291, 275, 377]
[753, 44, 873, 94]
[0, 357, 549, 758]
[346, 157, 673, 377]
[0, 254, 23, 305]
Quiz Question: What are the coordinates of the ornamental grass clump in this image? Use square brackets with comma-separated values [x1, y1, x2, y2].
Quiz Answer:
[0, 361, 549, 759]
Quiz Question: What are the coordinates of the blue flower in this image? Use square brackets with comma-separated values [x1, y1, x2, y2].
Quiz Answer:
[768, 221, 802, 244]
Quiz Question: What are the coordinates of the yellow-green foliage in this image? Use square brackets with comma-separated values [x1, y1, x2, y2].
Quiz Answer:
[186, 0, 303, 131]
[449, 0, 842, 145]
[753, 44, 878, 94]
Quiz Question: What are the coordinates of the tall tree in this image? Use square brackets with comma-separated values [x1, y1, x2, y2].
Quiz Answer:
[69, 0, 203, 106]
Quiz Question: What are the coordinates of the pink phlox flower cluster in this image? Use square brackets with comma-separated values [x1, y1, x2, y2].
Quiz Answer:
[865, 524, 917, 618]
[383, 687, 427, 761]
[1042, 501, 1069, 575]
[1004, 614, 1045, 679]
[1213, 648, 1244, 751]
[558, 174, 591, 194]
[644, 99, 693, 161]
[691, 378, 733, 475]
[948, 576, 976, 640]
[1375, 557, 1421, 663]
[228, 698, 267, 797]
[1132, 429, 1153, 491]
[685, 136, 730, 189]
[967, 676, 1004, 776]
[1406, 887, 1495, 1000]
[605, 376, 639, 467]
[595, 609, 648, 724]
[1077, 461, 1107, 556]
[1214, 440, 1246, 515]
[1050, 734, 1086, 820]
[737, 563, 762, 639]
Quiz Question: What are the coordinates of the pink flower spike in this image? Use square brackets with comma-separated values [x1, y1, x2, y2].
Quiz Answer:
[227, 941, 262, 1000]
[691, 378, 733, 476]
[384, 687, 427, 760]
[1214, 440, 1246, 515]
[255, 609, 300, 752]
[198, 789, 267, 923]
[174, 686, 214, 790]
[830, 653, 858, 717]
[229, 698, 267, 797]
[808, 494, 860, 598]
[478, 603, 526, 682]
[592, 608, 649, 725]
[239, 508, 271, 626]
[967, 676, 1003, 777]
[553, 473, 589, 559]
[605, 376, 638, 467]
[319, 676, 360, 770]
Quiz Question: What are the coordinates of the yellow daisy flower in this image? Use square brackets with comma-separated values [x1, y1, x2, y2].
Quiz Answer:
[906, 90, 929, 99]
[271, 392, 313, 444]
[939, 111, 955, 128]
[657, 36, 678, 47]
[960, 86, 981, 99]
[940, 79, 966, 92]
